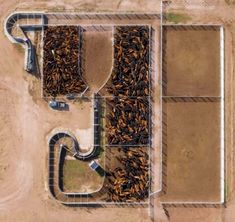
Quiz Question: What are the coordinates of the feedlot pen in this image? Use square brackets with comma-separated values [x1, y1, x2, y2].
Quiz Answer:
[5, 12, 226, 206]
[4, 12, 162, 205]
[35, 13, 160, 205]
[44, 25, 153, 205]
[161, 25, 224, 204]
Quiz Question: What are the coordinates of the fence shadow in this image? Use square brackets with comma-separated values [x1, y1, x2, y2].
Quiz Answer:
[162, 203, 225, 208]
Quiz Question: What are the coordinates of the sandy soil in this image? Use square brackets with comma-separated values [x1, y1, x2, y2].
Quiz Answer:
[163, 27, 220, 97]
[16, 0, 161, 13]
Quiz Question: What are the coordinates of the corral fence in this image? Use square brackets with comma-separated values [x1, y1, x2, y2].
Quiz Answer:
[5, 11, 157, 206]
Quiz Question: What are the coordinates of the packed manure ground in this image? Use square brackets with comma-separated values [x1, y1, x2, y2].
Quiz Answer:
[161, 26, 222, 203]
[82, 29, 113, 94]
[162, 26, 220, 97]
[105, 147, 149, 202]
[162, 100, 221, 202]
[103, 26, 151, 203]
[105, 26, 151, 147]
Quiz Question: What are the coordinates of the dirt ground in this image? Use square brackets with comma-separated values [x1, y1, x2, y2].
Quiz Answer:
[161, 100, 221, 202]
[163, 26, 221, 97]
[83, 29, 113, 94]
